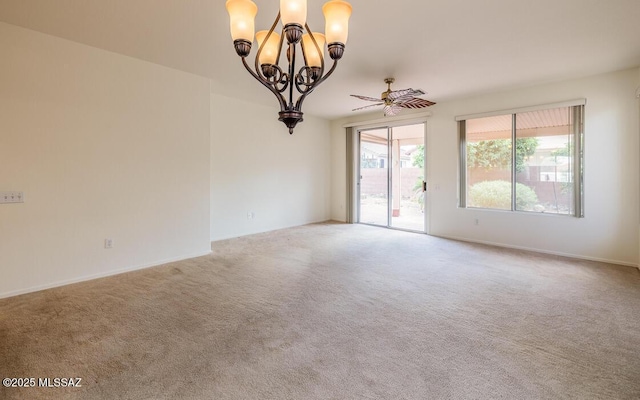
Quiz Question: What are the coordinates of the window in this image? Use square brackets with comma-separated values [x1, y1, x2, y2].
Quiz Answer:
[458, 103, 584, 216]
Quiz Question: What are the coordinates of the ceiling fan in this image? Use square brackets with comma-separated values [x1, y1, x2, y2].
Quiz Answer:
[351, 78, 436, 116]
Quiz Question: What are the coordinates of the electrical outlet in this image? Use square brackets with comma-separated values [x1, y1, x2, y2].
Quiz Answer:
[474, 218, 479, 226]
[0, 191, 24, 204]
[104, 239, 113, 249]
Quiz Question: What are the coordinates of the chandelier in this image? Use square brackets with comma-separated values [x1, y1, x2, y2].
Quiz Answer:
[226, 0, 352, 134]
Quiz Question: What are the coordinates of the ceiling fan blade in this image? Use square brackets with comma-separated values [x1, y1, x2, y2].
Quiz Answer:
[396, 97, 436, 109]
[351, 94, 383, 102]
[387, 89, 411, 100]
[352, 80, 434, 115]
[383, 104, 403, 116]
[388, 88, 425, 101]
[352, 103, 384, 111]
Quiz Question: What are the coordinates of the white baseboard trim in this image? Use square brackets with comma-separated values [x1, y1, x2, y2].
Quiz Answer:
[433, 234, 639, 268]
[210, 218, 331, 243]
[0, 249, 212, 300]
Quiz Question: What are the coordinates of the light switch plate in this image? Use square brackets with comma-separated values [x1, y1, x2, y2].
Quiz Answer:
[0, 192, 24, 204]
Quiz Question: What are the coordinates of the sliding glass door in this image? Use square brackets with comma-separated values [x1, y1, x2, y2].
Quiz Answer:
[358, 122, 426, 232]
[359, 128, 389, 226]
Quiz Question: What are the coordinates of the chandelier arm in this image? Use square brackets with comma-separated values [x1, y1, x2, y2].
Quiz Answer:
[269, 66, 284, 86]
[263, 64, 288, 93]
[294, 67, 311, 93]
[294, 26, 325, 94]
[254, 13, 290, 95]
[313, 57, 338, 86]
[294, 67, 320, 93]
[274, 19, 284, 66]
[255, 12, 280, 81]
[241, 57, 287, 111]
[286, 42, 297, 109]
[273, 30, 289, 93]
[276, 72, 290, 93]
[306, 23, 325, 78]
[295, 58, 339, 110]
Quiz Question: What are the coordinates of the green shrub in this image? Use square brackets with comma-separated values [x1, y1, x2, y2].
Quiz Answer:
[468, 180, 538, 210]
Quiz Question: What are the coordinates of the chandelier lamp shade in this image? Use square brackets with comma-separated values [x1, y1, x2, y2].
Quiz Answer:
[225, 0, 352, 134]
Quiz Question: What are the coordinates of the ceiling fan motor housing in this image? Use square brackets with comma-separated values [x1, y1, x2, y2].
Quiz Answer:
[381, 77, 394, 101]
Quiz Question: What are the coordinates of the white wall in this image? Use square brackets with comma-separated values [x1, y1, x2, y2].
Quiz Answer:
[0, 23, 212, 298]
[210, 94, 331, 241]
[331, 68, 640, 266]
[637, 68, 640, 269]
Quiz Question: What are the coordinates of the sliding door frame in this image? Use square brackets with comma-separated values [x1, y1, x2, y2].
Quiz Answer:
[354, 119, 429, 234]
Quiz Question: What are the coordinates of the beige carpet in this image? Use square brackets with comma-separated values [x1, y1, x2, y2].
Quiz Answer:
[1, 222, 639, 399]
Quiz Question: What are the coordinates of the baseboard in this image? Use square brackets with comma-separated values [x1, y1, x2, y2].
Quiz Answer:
[0, 249, 212, 300]
[433, 234, 639, 268]
[210, 218, 332, 243]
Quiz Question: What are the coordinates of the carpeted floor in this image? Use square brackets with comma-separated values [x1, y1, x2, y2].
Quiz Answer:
[1, 222, 639, 399]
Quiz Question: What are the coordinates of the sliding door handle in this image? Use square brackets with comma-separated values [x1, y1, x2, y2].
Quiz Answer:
[422, 181, 427, 192]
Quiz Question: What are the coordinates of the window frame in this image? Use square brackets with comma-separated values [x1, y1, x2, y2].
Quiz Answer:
[457, 100, 585, 217]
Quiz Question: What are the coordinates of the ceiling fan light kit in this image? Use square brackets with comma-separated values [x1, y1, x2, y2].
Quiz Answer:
[352, 77, 436, 116]
[226, 0, 352, 134]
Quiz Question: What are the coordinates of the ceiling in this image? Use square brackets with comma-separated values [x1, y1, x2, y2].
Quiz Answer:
[1, 0, 639, 119]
